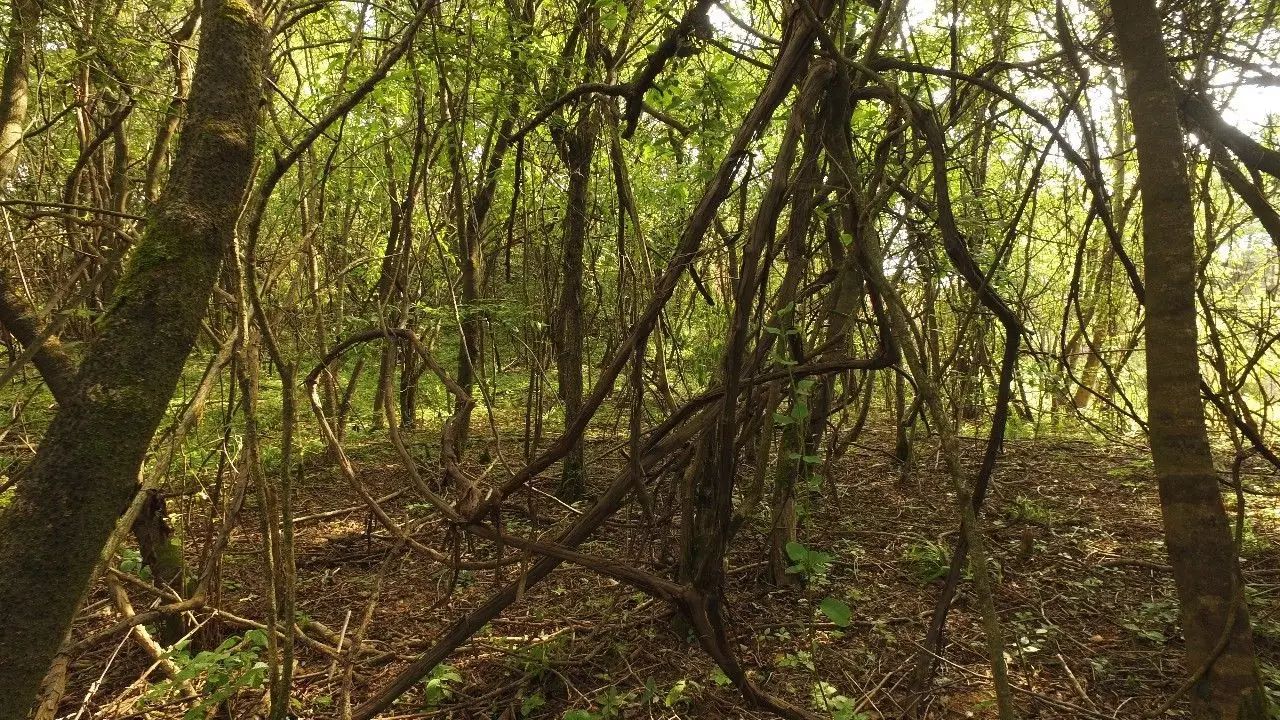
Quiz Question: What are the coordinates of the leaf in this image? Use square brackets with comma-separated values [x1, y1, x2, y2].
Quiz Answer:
[664, 679, 694, 707]
[785, 541, 809, 562]
[820, 598, 852, 628]
[521, 693, 545, 716]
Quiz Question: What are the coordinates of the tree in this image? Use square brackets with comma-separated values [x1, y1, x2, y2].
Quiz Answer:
[1111, 0, 1268, 716]
[0, 0, 266, 711]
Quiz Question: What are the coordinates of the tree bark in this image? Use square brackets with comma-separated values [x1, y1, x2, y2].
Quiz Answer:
[1111, 1, 1268, 717]
[0, 0, 38, 187]
[0, 0, 265, 712]
[554, 111, 596, 501]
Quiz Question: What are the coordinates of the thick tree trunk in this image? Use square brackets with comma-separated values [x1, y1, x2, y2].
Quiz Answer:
[1111, 1, 1268, 717]
[0, 0, 265, 712]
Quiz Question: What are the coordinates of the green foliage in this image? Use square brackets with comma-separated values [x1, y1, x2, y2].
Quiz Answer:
[810, 681, 866, 720]
[143, 631, 270, 719]
[596, 687, 630, 717]
[520, 693, 546, 717]
[1007, 495, 1054, 525]
[901, 540, 950, 584]
[1241, 516, 1275, 558]
[119, 547, 152, 581]
[819, 597, 852, 628]
[1120, 598, 1179, 644]
[1256, 662, 1280, 713]
[663, 678, 697, 707]
[514, 634, 565, 678]
[777, 650, 815, 671]
[420, 663, 462, 707]
[785, 541, 833, 582]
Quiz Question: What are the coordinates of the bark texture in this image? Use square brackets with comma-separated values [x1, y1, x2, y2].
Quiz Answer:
[0, 0, 38, 186]
[0, 0, 265, 712]
[1111, 1, 1268, 717]
[554, 112, 596, 501]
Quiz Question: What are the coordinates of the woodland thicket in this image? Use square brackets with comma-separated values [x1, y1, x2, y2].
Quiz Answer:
[1, 0, 1280, 718]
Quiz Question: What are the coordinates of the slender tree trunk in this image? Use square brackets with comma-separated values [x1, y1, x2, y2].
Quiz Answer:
[554, 112, 596, 501]
[0, 0, 38, 187]
[143, 11, 198, 205]
[0, 0, 265, 712]
[1111, 1, 1268, 717]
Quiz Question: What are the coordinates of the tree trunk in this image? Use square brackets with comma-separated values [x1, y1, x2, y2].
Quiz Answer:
[0, 0, 38, 187]
[0, 0, 265, 712]
[1111, 1, 1268, 716]
[554, 113, 596, 501]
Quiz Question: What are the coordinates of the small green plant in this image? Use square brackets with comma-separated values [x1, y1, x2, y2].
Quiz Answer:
[1120, 598, 1178, 644]
[901, 540, 950, 584]
[421, 663, 461, 707]
[515, 634, 565, 678]
[143, 631, 270, 720]
[119, 548, 152, 581]
[777, 650, 815, 671]
[663, 678, 698, 707]
[810, 681, 867, 720]
[596, 687, 630, 717]
[520, 693, 546, 717]
[785, 541, 834, 582]
[639, 677, 660, 705]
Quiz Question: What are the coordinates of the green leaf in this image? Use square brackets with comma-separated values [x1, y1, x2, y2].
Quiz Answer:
[521, 693, 545, 716]
[785, 541, 809, 562]
[820, 598, 852, 628]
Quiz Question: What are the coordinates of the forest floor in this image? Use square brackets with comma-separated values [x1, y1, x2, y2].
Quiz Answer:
[59, 430, 1280, 719]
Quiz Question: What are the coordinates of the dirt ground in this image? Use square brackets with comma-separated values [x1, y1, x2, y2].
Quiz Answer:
[58, 430, 1280, 719]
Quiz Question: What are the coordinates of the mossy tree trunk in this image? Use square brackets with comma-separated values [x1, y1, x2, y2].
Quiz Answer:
[0, 0, 265, 712]
[553, 109, 596, 502]
[1111, 1, 1269, 716]
[0, 0, 38, 187]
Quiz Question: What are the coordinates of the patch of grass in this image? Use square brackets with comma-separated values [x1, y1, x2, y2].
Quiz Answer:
[1007, 495, 1054, 525]
[1240, 517, 1276, 558]
[901, 539, 950, 584]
